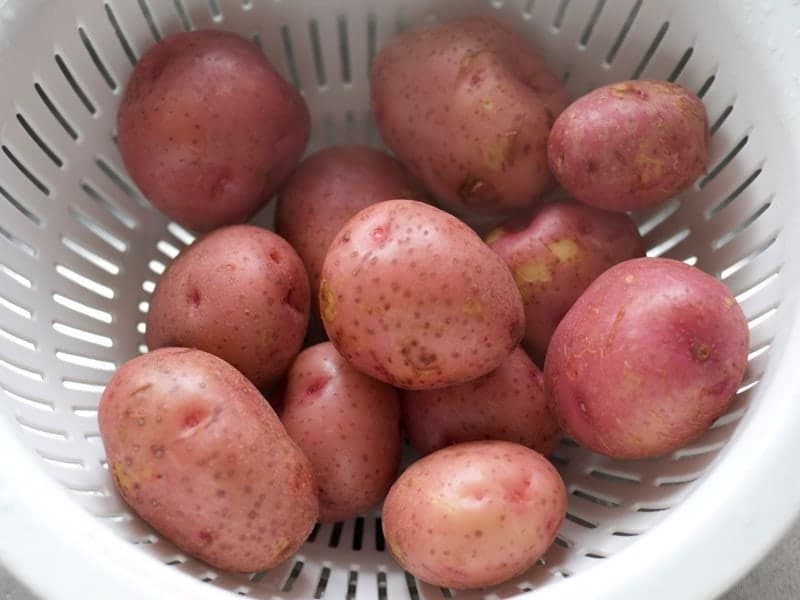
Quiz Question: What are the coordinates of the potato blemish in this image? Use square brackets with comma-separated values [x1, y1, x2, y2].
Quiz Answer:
[514, 261, 552, 285]
[484, 227, 505, 245]
[319, 280, 336, 323]
[482, 130, 518, 171]
[462, 298, 483, 315]
[547, 239, 580, 262]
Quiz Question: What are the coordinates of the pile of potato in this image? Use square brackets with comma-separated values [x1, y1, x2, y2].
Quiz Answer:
[99, 16, 749, 591]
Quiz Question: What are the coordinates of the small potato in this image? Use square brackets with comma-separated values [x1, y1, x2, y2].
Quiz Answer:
[118, 30, 309, 232]
[382, 441, 566, 589]
[276, 145, 425, 320]
[487, 201, 644, 363]
[280, 342, 401, 523]
[548, 80, 709, 211]
[320, 200, 525, 390]
[98, 348, 318, 572]
[545, 258, 749, 459]
[371, 16, 569, 217]
[146, 225, 309, 388]
[402, 347, 558, 456]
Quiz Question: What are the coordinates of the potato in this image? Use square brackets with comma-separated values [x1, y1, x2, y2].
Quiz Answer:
[320, 199, 525, 389]
[382, 441, 566, 589]
[276, 145, 425, 321]
[279, 342, 401, 522]
[548, 80, 709, 212]
[98, 348, 318, 572]
[487, 201, 644, 363]
[545, 257, 749, 459]
[371, 16, 569, 217]
[118, 30, 309, 232]
[146, 225, 309, 388]
[402, 347, 558, 456]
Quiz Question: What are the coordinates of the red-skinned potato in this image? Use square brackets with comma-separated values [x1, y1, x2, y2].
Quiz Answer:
[98, 348, 318, 572]
[487, 201, 644, 363]
[118, 30, 309, 232]
[371, 16, 569, 217]
[319, 199, 525, 390]
[146, 225, 310, 388]
[279, 342, 401, 523]
[276, 145, 425, 321]
[548, 80, 709, 212]
[545, 257, 749, 459]
[382, 441, 566, 589]
[402, 347, 559, 456]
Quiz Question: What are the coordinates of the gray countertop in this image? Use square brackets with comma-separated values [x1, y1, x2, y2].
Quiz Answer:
[2, 518, 800, 599]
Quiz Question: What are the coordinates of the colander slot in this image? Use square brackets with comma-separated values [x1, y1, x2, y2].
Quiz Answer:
[251, 31, 264, 53]
[587, 469, 642, 485]
[2, 145, 50, 195]
[578, 0, 606, 46]
[346, 570, 358, 600]
[241, 0, 252, 10]
[281, 560, 304, 592]
[352, 516, 364, 550]
[719, 233, 778, 281]
[0, 327, 35, 352]
[522, 0, 536, 20]
[313, 566, 331, 598]
[105, 3, 138, 64]
[604, 0, 642, 65]
[404, 571, 420, 600]
[328, 521, 343, 547]
[53, 293, 112, 323]
[208, 0, 222, 22]
[54, 54, 96, 115]
[710, 197, 772, 251]
[705, 168, 763, 219]
[0, 357, 43, 382]
[0, 295, 31, 320]
[553, 535, 573, 548]
[280, 25, 302, 90]
[376, 571, 388, 600]
[137, 0, 163, 41]
[611, 530, 640, 537]
[375, 516, 385, 550]
[395, 7, 408, 34]
[137, 301, 149, 314]
[696, 74, 715, 98]
[666, 46, 693, 82]
[654, 474, 699, 487]
[70, 204, 130, 251]
[15, 416, 65, 439]
[645, 226, 691, 258]
[37, 452, 86, 470]
[142, 279, 155, 294]
[34, 82, 79, 140]
[15, 113, 64, 168]
[148, 259, 165, 276]
[94, 157, 148, 209]
[571, 488, 621, 508]
[552, 0, 571, 30]
[440, 585, 453, 598]
[734, 269, 779, 304]
[72, 406, 99, 418]
[56, 264, 114, 299]
[55, 351, 116, 372]
[564, 511, 597, 529]
[709, 105, 734, 137]
[307, 522, 321, 543]
[584, 551, 607, 559]
[63, 380, 105, 394]
[0, 226, 35, 258]
[53, 322, 113, 348]
[747, 305, 777, 331]
[157, 239, 180, 259]
[308, 19, 327, 88]
[366, 11, 377, 74]
[0, 263, 32, 289]
[345, 110, 358, 142]
[78, 27, 118, 91]
[630, 21, 669, 79]
[167, 222, 196, 246]
[682, 255, 698, 266]
[132, 534, 158, 545]
[172, 0, 193, 31]
[165, 555, 188, 566]
[200, 572, 217, 582]
[1, 384, 52, 411]
[62, 237, 121, 275]
[137, 321, 147, 335]
[138, 343, 148, 354]
[0, 182, 41, 225]
[338, 15, 351, 84]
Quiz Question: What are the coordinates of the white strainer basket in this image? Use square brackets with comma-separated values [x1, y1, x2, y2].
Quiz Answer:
[0, 1, 799, 599]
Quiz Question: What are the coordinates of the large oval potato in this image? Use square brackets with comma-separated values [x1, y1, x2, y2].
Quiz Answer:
[320, 199, 525, 389]
[276, 145, 425, 320]
[383, 441, 566, 589]
[371, 16, 569, 217]
[402, 347, 559, 455]
[545, 257, 749, 459]
[280, 342, 401, 523]
[98, 348, 318, 572]
[118, 30, 309, 232]
[548, 80, 709, 211]
[487, 201, 644, 363]
[146, 225, 310, 388]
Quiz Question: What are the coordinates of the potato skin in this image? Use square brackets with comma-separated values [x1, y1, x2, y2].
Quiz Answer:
[276, 145, 425, 320]
[98, 348, 318, 572]
[371, 16, 569, 217]
[146, 225, 310, 388]
[548, 80, 709, 211]
[382, 441, 566, 589]
[279, 342, 401, 523]
[487, 201, 644, 363]
[402, 347, 559, 456]
[118, 30, 309, 232]
[320, 199, 525, 390]
[545, 258, 749, 459]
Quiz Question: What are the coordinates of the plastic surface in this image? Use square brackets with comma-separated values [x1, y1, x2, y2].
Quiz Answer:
[0, 0, 798, 598]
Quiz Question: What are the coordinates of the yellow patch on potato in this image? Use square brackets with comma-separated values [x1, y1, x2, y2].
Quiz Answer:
[635, 151, 664, 188]
[480, 97, 495, 112]
[462, 298, 483, 315]
[609, 82, 637, 97]
[515, 261, 552, 285]
[484, 227, 505, 245]
[482, 130, 518, 171]
[111, 462, 131, 494]
[547, 239, 580, 262]
[319, 280, 336, 323]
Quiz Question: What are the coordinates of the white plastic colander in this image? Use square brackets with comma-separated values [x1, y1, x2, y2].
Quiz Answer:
[0, 0, 798, 598]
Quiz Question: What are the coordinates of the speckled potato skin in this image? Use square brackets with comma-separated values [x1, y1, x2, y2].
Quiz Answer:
[319, 199, 525, 390]
[276, 145, 425, 320]
[487, 201, 644, 363]
[279, 342, 401, 523]
[98, 348, 318, 572]
[547, 80, 709, 212]
[545, 258, 749, 459]
[382, 441, 566, 589]
[371, 16, 569, 217]
[146, 225, 310, 388]
[118, 30, 309, 232]
[402, 347, 559, 455]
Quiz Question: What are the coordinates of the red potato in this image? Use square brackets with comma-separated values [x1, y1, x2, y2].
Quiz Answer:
[548, 80, 709, 212]
[276, 145, 426, 320]
[146, 225, 309, 388]
[545, 258, 749, 459]
[382, 441, 566, 589]
[487, 201, 644, 363]
[371, 16, 569, 217]
[98, 348, 318, 572]
[402, 347, 559, 456]
[279, 342, 401, 523]
[319, 199, 525, 390]
[118, 30, 309, 232]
